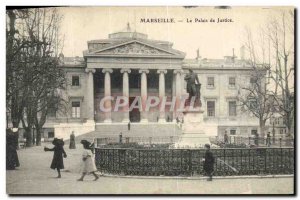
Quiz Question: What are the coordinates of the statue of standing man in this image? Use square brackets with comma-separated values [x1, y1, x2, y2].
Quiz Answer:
[184, 69, 201, 107]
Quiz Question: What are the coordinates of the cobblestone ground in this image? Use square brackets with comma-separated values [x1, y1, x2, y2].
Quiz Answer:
[6, 145, 294, 195]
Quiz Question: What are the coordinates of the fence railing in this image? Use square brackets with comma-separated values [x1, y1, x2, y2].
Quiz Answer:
[211, 136, 294, 147]
[95, 147, 294, 176]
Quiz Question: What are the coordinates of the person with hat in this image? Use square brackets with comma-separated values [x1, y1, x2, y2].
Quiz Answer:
[77, 140, 99, 181]
[202, 144, 215, 181]
[44, 138, 67, 178]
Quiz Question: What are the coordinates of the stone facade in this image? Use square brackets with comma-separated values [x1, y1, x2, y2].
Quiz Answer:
[22, 30, 269, 140]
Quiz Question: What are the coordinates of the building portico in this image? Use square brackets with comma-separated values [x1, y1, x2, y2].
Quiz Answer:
[84, 29, 186, 124]
[92, 68, 182, 123]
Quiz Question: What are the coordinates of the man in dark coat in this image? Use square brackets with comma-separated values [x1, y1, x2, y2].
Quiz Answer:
[203, 144, 215, 181]
[224, 131, 229, 144]
[69, 132, 76, 149]
[44, 138, 67, 178]
[6, 128, 20, 170]
[266, 132, 271, 147]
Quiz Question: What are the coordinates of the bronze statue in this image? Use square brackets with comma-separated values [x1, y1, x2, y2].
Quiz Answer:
[184, 69, 201, 106]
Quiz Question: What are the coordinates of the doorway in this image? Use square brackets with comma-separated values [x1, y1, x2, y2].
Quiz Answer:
[129, 97, 140, 122]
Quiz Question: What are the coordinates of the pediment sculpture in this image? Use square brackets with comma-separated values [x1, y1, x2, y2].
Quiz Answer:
[99, 42, 172, 55]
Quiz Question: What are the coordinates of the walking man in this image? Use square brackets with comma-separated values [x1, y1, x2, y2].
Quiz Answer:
[128, 122, 130, 131]
[224, 131, 229, 144]
[203, 144, 215, 181]
[266, 132, 271, 147]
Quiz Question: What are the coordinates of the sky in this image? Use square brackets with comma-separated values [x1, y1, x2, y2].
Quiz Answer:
[58, 6, 294, 59]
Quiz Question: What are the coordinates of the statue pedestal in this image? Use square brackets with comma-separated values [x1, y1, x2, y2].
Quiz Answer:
[176, 106, 218, 148]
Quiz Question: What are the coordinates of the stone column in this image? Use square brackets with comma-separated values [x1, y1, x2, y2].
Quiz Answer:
[171, 73, 176, 122]
[102, 68, 113, 123]
[139, 69, 149, 123]
[174, 69, 182, 119]
[85, 68, 96, 121]
[120, 68, 131, 123]
[157, 69, 167, 122]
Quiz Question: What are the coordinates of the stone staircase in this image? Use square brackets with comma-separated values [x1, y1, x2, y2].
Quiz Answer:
[73, 122, 182, 143]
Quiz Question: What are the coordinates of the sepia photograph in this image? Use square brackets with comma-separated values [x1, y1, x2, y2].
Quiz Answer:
[5, 6, 295, 195]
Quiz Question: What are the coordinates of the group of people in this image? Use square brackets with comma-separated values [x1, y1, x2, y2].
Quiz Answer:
[223, 130, 273, 147]
[44, 139, 215, 181]
[44, 138, 99, 181]
[7, 128, 215, 181]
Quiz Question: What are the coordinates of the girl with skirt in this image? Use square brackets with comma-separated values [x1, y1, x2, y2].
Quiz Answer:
[44, 138, 67, 178]
[77, 140, 99, 181]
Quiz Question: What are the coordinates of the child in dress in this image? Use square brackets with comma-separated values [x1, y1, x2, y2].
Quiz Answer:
[44, 138, 67, 178]
[77, 140, 99, 181]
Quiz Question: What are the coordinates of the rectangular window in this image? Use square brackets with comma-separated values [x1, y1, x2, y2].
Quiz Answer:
[230, 129, 236, 135]
[48, 132, 54, 138]
[207, 101, 215, 117]
[250, 77, 256, 84]
[229, 77, 236, 87]
[207, 77, 214, 88]
[72, 76, 80, 86]
[48, 107, 56, 117]
[276, 118, 280, 125]
[251, 129, 257, 135]
[229, 101, 237, 116]
[72, 101, 81, 118]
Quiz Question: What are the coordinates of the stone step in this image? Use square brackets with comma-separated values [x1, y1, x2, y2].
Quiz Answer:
[74, 123, 182, 143]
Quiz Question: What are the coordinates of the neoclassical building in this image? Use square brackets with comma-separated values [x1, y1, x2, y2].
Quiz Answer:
[33, 28, 270, 141]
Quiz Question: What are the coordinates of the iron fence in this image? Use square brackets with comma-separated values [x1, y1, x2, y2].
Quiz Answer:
[95, 147, 294, 176]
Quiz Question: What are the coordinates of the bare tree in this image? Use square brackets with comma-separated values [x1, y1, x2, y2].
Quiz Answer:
[266, 11, 294, 136]
[239, 10, 294, 138]
[238, 27, 273, 138]
[6, 8, 66, 146]
[238, 69, 274, 138]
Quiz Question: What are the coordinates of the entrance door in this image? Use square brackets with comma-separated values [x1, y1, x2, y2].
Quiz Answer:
[129, 97, 140, 122]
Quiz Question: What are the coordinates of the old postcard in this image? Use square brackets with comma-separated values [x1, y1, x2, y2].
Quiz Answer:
[6, 6, 295, 195]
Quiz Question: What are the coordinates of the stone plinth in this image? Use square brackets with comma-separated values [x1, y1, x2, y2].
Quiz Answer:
[182, 109, 205, 134]
[177, 107, 218, 147]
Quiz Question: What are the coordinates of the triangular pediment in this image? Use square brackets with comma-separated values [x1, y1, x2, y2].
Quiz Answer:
[91, 40, 178, 56]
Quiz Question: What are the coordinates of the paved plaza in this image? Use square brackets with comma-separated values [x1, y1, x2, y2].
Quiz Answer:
[6, 145, 294, 195]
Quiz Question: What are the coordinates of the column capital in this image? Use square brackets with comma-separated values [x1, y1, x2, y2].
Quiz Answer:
[102, 68, 113, 74]
[85, 68, 96, 73]
[139, 69, 149, 74]
[120, 68, 131, 74]
[157, 69, 167, 74]
[173, 69, 183, 75]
